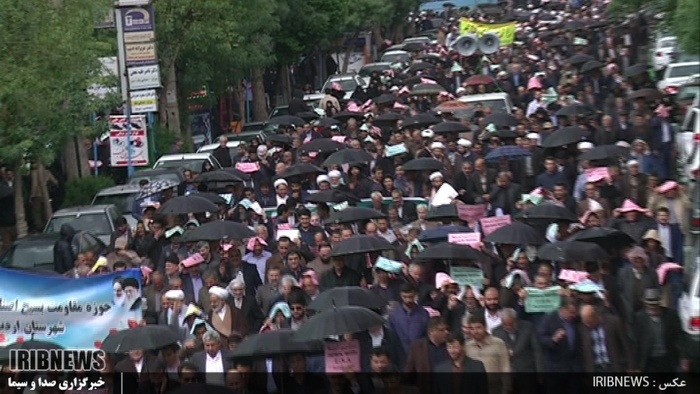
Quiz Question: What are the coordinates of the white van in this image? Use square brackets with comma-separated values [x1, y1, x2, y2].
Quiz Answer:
[457, 93, 514, 115]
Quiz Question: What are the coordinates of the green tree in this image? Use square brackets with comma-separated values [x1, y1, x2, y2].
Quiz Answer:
[672, 0, 700, 54]
[0, 0, 113, 237]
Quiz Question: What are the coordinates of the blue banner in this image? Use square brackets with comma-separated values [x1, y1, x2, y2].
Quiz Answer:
[0, 268, 142, 349]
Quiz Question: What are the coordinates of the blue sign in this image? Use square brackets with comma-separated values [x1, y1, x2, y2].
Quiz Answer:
[0, 268, 143, 349]
[122, 5, 154, 33]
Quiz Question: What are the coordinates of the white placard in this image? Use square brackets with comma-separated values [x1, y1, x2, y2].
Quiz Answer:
[130, 89, 158, 113]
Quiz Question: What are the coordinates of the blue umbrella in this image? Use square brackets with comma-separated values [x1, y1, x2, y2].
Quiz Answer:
[418, 225, 473, 243]
[484, 146, 531, 162]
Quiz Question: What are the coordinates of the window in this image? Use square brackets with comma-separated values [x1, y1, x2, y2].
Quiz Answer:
[93, 194, 134, 214]
[668, 64, 700, 78]
[45, 213, 112, 235]
[8, 244, 54, 269]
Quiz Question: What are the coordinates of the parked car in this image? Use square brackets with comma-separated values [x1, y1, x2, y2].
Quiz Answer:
[44, 205, 120, 245]
[380, 50, 410, 65]
[650, 35, 678, 71]
[457, 92, 514, 115]
[128, 168, 185, 186]
[197, 141, 244, 163]
[0, 234, 59, 272]
[679, 106, 700, 182]
[91, 185, 140, 228]
[657, 61, 700, 94]
[153, 153, 222, 173]
[321, 73, 367, 100]
[679, 256, 700, 365]
[677, 76, 700, 114]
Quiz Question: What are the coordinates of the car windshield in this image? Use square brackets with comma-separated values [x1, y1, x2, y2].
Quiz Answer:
[156, 159, 207, 172]
[4, 244, 54, 269]
[270, 107, 289, 117]
[381, 52, 409, 64]
[461, 99, 509, 114]
[45, 213, 111, 235]
[668, 64, 700, 78]
[660, 38, 676, 48]
[678, 85, 700, 101]
[93, 193, 135, 214]
[359, 65, 389, 78]
[324, 78, 357, 92]
[128, 173, 181, 185]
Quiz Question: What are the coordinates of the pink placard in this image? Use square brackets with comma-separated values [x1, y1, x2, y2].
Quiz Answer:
[448, 233, 481, 248]
[324, 339, 360, 373]
[331, 136, 346, 143]
[277, 223, 291, 230]
[457, 204, 486, 222]
[235, 162, 260, 173]
[558, 269, 589, 283]
[480, 215, 511, 235]
[585, 167, 609, 182]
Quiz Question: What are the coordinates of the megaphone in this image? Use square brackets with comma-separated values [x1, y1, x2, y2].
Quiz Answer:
[478, 33, 500, 54]
[453, 34, 478, 57]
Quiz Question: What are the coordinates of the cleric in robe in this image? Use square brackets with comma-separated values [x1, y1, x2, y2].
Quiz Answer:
[429, 171, 458, 207]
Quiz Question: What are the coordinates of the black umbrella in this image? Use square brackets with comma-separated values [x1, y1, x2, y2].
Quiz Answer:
[229, 329, 323, 359]
[567, 227, 636, 248]
[541, 126, 589, 148]
[333, 111, 365, 122]
[374, 113, 404, 125]
[192, 192, 227, 205]
[71, 231, 106, 255]
[482, 113, 518, 128]
[307, 287, 387, 311]
[516, 204, 579, 222]
[432, 121, 470, 134]
[323, 149, 373, 167]
[410, 83, 447, 96]
[407, 62, 434, 73]
[402, 157, 444, 171]
[401, 113, 442, 129]
[158, 195, 219, 215]
[183, 220, 256, 241]
[403, 42, 427, 53]
[297, 111, 319, 122]
[0, 341, 63, 361]
[628, 88, 663, 101]
[101, 326, 180, 352]
[483, 221, 545, 245]
[415, 242, 486, 261]
[580, 60, 605, 73]
[330, 235, 395, 256]
[374, 94, 397, 106]
[317, 117, 340, 128]
[537, 241, 609, 262]
[623, 64, 649, 78]
[268, 115, 305, 127]
[292, 306, 386, 341]
[416, 53, 444, 64]
[327, 207, 386, 224]
[277, 163, 325, 179]
[267, 134, 294, 145]
[426, 204, 459, 220]
[555, 104, 596, 118]
[194, 170, 244, 184]
[135, 179, 179, 200]
[298, 138, 345, 154]
[577, 145, 629, 161]
[306, 189, 360, 204]
[567, 54, 594, 65]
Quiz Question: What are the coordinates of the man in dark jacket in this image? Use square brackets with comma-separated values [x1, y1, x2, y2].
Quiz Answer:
[53, 224, 76, 274]
[212, 135, 232, 168]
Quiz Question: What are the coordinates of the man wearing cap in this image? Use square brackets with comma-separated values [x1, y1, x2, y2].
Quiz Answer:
[416, 129, 435, 158]
[272, 179, 288, 207]
[617, 247, 659, 324]
[630, 288, 685, 373]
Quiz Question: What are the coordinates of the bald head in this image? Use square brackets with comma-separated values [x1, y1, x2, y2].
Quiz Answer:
[580, 304, 600, 328]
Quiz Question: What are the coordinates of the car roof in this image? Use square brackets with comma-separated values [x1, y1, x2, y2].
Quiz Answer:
[198, 141, 242, 152]
[328, 73, 357, 80]
[458, 92, 509, 101]
[362, 62, 391, 68]
[52, 205, 113, 216]
[156, 153, 213, 161]
[131, 168, 182, 176]
[95, 185, 141, 195]
[668, 61, 700, 67]
[383, 50, 409, 55]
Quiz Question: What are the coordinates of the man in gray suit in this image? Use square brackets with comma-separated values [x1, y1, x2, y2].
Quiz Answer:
[255, 266, 282, 314]
[189, 330, 233, 386]
[493, 308, 543, 394]
[617, 247, 659, 324]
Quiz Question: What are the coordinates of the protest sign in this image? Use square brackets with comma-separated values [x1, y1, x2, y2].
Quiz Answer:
[456, 204, 486, 222]
[524, 286, 561, 313]
[235, 162, 260, 173]
[450, 266, 484, 289]
[448, 233, 481, 248]
[480, 215, 511, 235]
[325, 340, 360, 373]
[558, 269, 589, 283]
[0, 268, 142, 349]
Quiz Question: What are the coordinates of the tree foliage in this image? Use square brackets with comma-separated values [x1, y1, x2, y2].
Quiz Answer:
[0, 0, 114, 166]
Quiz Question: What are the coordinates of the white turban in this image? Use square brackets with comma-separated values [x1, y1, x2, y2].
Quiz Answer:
[328, 170, 342, 178]
[165, 290, 185, 300]
[273, 179, 288, 189]
[316, 175, 330, 184]
[429, 172, 443, 181]
[421, 129, 435, 139]
[430, 142, 446, 150]
[208, 286, 229, 299]
[457, 138, 472, 148]
[577, 141, 594, 151]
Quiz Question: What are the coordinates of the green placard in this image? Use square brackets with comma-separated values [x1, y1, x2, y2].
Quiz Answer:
[450, 266, 484, 289]
[524, 286, 561, 313]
